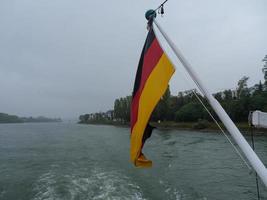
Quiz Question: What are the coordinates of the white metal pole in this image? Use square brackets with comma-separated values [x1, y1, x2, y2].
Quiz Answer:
[153, 19, 267, 187]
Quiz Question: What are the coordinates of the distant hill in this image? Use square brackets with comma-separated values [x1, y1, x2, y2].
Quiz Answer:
[0, 113, 61, 123]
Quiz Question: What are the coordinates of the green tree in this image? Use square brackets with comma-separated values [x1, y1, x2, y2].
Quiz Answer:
[253, 81, 263, 95]
[84, 114, 89, 122]
[237, 76, 249, 98]
[79, 115, 85, 123]
[152, 85, 172, 121]
[175, 102, 205, 122]
[113, 96, 131, 123]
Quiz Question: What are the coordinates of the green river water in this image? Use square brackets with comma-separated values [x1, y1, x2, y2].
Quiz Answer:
[0, 123, 266, 200]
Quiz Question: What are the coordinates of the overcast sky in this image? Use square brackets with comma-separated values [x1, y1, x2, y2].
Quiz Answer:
[0, 0, 266, 119]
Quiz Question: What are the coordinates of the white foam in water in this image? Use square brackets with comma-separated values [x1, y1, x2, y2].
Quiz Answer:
[33, 171, 60, 200]
[159, 179, 182, 200]
[159, 179, 208, 200]
[33, 167, 146, 200]
[71, 168, 146, 200]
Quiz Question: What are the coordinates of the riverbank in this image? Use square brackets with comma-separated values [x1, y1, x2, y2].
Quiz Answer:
[0, 113, 62, 123]
[79, 120, 267, 134]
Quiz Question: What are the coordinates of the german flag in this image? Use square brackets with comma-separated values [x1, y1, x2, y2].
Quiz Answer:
[130, 27, 175, 167]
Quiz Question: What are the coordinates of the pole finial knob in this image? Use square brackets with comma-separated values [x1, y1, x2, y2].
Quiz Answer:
[145, 9, 157, 20]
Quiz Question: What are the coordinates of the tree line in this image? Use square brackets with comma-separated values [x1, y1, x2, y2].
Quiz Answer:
[0, 113, 62, 123]
[79, 77, 267, 124]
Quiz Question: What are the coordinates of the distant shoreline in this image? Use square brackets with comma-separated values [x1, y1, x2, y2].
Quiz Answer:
[0, 121, 62, 124]
[0, 113, 62, 124]
[78, 121, 267, 134]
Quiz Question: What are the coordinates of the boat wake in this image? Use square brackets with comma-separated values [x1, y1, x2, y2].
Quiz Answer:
[33, 165, 146, 200]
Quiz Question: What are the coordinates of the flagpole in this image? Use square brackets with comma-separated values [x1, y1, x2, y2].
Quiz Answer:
[153, 19, 267, 187]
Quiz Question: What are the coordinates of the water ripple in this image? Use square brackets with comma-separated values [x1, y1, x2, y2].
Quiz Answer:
[33, 166, 146, 200]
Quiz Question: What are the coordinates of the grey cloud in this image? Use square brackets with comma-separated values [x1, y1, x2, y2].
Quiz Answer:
[0, 0, 266, 118]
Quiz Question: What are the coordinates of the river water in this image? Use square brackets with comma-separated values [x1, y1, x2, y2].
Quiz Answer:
[0, 123, 266, 200]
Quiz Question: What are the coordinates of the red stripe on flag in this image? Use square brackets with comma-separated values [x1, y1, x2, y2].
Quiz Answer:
[131, 38, 163, 132]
